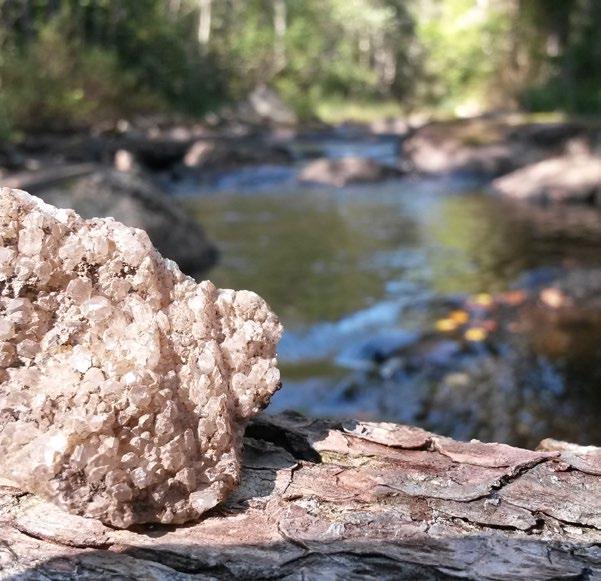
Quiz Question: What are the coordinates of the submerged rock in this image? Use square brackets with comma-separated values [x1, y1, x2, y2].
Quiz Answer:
[299, 156, 402, 187]
[42, 170, 218, 276]
[0, 188, 282, 527]
[336, 330, 421, 370]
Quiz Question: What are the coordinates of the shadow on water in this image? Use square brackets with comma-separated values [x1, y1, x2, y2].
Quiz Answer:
[184, 174, 601, 448]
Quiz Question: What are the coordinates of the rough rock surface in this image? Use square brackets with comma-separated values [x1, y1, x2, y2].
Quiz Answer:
[1, 412, 600, 580]
[0, 187, 282, 528]
[41, 170, 218, 276]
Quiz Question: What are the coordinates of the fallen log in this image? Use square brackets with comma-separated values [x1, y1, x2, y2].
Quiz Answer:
[1, 163, 99, 192]
[0, 412, 599, 580]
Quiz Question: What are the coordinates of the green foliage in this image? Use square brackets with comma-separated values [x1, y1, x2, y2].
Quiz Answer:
[0, 0, 599, 135]
[1, 17, 157, 131]
[316, 99, 405, 124]
[1, 10, 150, 131]
[517, 0, 601, 114]
[0, 0, 221, 133]
[413, 0, 513, 111]
[105, 2, 224, 114]
[0, 97, 12, 140]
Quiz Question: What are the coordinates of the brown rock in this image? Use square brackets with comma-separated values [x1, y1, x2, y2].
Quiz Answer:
[492, 154, 601, 203]
[299, 156, 402, 186]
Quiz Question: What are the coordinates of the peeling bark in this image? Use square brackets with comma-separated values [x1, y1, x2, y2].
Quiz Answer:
[0, 412, 600, 580]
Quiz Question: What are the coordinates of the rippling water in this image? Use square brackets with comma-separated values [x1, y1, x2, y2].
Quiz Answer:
[182, 154, 601, 447]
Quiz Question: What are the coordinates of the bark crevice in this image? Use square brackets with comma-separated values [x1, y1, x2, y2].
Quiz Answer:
[0, 412, 600, 580]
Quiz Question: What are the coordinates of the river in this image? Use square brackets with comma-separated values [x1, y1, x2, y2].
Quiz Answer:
[176, 134, 601, 448]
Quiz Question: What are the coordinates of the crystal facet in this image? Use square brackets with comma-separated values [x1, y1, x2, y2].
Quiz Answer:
[0, 188, 282, 527]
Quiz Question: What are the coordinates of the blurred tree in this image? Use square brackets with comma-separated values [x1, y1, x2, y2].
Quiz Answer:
[198, 0, 212, 48]
[272, 0, 287, 71]
[0, 0, 598, 134]
[515, 0, 601, 113]
[412, 0, 514, 112]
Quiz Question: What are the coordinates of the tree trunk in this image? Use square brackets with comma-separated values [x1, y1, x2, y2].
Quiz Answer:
[198, 0, 212, 49]
[273, 0, 287, 71]
[168, 0, 182, 19]
[1, 412, 600, 580]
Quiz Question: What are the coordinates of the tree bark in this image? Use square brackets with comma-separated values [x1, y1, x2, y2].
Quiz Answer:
[168, 0, 182, 19]
[0, 412, 600, 580]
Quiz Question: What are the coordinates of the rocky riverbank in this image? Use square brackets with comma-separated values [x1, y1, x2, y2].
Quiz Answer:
[2, 113, 598, 198]
[402, 114, 601, 204]
[1, 115, 600, 450]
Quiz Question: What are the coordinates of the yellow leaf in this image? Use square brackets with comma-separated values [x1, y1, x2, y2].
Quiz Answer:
[450, 309, 469, 324]
[435, 318, 458, 332]
[465, 327, 488, 342]
[473, 293, 493, 306]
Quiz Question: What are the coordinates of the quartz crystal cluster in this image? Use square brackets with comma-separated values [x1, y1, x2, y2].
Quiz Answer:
[0, 188, 282, 527]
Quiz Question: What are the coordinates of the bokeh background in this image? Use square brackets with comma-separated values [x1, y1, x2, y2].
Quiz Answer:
[1, 0, 600, 128]
[1, 0, 600, 448]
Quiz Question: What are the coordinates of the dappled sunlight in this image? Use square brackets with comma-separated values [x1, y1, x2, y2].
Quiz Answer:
[1, 1, 601, 576]
[186, 176, 601, 447]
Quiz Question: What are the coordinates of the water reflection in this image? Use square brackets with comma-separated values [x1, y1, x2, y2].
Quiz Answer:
[187, 178, 601, 447]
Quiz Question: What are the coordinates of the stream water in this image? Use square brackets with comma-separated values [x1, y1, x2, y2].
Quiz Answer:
[177, 137, 601, 448]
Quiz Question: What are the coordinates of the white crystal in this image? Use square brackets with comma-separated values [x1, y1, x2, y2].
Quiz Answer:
[70, 346, 93, 373]
[0, 320, 14, 341]
[82, 296, 113, 321]
[66, 278, 93, 304]
[17, 226, 44, 256]
[0, 187, 282, 528]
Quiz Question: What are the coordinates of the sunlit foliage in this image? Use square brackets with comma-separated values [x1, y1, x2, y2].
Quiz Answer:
[0, 0, 598, 135]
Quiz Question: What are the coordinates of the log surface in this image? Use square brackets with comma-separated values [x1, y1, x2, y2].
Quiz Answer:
[1, 412, 600, 580]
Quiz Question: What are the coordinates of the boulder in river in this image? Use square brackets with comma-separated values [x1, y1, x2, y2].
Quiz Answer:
[336, 330, 421, 370]
[41, 170, 218, 276]
[183, 139, 293, 169]
[402, 115, 594, 177]
[299, 156, 403, 187]
[492, 154, 601, 204]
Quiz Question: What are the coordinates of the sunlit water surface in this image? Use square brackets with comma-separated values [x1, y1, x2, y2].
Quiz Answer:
[182, 169, 601, 447]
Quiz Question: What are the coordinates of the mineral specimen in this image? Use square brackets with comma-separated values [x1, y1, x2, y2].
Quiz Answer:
[0, 187, 282, 527]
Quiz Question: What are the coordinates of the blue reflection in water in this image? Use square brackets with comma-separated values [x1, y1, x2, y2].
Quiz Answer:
[182, 145, 601, 447]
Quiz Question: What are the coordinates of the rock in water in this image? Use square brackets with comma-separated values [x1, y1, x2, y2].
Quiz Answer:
[0, 187, 282, 528]
[42, 170, 218, 277]
[491, 153, 601, 204]
[299, 157, 402, 187]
